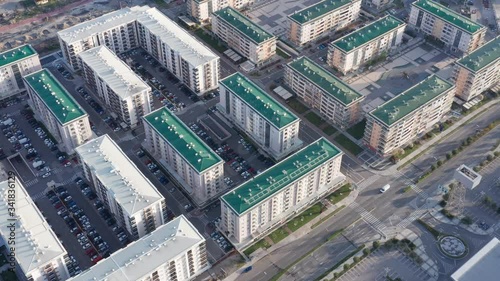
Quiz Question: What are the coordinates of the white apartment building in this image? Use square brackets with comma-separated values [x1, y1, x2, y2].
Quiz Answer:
[23, 69, 92, 154]
[79, 46, 152, 128]
[288, 0, 361, 46]
[68, 215, 209, 281]
[75, 135, 167, 239]
[409, 0, 486, 53]
[328, 15, 406, 74]
[143, 108, 224, 206]
[453, 36, 500, 102]
[0, 178, 70, 281]
[363, 75, 455, 156]
[58, 5, 220, 95]
[285, 56, 365, 129]
[187, 0, 254, 23]
[0, 45, 41, 100]
[220, 138, 345, 246]
[218, 72, 302, 161]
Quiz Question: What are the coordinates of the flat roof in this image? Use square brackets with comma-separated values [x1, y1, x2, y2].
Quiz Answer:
[0, 45, 38, 68]
[143, 108, 223, 173]
[332, 15, 406, 53]
[369, 75, 454, 126]
[213, 7, 275, 44]
[222, 138, 342, 215]
[451, 238, 500, 281]
[23, 69, 87, 125]
[68, 215, 205, 281]
[75, 135, 165, 216]
[220, 72, 298, 129]
[0, 179, 67, 275]
[79, 46, 150, 98]
[58, 6, 219, 66]
[456, 36, 500, 73]
[287, 56, 364, 105]
[412, 0, 484, 34]
[289, 0, 355, 25]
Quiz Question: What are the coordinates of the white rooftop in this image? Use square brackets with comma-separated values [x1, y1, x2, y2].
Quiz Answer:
[58, 5, 219, 66]
[0, 179, 67, 275]
[451, 237, 500, 281]
[75, 134, 164, 216]
[68, 215, 204, 281]
[79, 46, 150, 99]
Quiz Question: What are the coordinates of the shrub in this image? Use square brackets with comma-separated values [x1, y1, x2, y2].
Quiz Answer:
[373, 241, 381, 249]
[443, 193, 450, 201]
[481, 160, 488, 166]
[439, 200, 447, 207]
[449, 183, 455, 189]
[437, 160, 443, 166]
[343, 264, 350, 271]
[363, 248, 371, 256]
[353, 256, 361, 263]
[446, 153, 452, 160]
[473, 166, 480, 172]
[333, 272, 339, 278]
[467, 136, 473, 143]
[495, 151, 500, 157]
[487, 155, 494, 161]
[452, 149, 458, 155]
[431, 164, 436, 171]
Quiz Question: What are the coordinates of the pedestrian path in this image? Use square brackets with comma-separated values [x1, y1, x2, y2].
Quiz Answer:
[57, 174, 80, 186]
[349, 201, 387, 236]
[23, 178, 39, 188]
[355, 175, 379, 190]
[30, 192, 46, 202]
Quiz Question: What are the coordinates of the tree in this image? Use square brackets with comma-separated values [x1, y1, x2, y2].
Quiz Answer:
[373, 241, 381, 249]
[452, 149, 458, 155]
[343, 264, 350, 271]
[449, 183, 456, 189]
[461, 216, 473, 225]
[437, 160, 443, 166]
[363, 248, 371, 256]
[495, 151, 500, 157]
[353, 256, 361, 263]
[430, 164, 436, 171]
[487, 155, 494, 161]
[446, 153, 452, 160]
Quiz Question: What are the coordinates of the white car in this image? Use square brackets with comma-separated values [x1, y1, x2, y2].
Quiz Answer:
[42, 172, 51, 178]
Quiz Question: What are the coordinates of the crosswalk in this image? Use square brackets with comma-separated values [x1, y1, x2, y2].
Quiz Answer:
[409, 184, 429, 200]
[23, 178, 39, 188]
[349, 201, 387, 236]
[396, 208, 428, 229]
[57, 174, 80, 186]
[30, 192, 46, 202]
[356, 175, 380, 191]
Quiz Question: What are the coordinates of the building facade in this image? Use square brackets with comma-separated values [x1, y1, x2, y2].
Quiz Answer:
[0, 45, 41, 100]
[219, 72, 302, 160]
[328, 15, 406, 74]
[453, 36, 500, 102]
[68, 215, 209, 281]
[212, 7, 276, 65]
[409, 0, 486, 53]
[187, 0, 256, 23]
[363, 75, 455, 156]
[285, 56, 364, 129]
[288, 0, 361, 46]
[23, 69, 92, 154]
[79, 46, 152, 128]
[361, 0, 391, 10]
[76, 135, 167, 239]
[143, 108, 224, 206]
[0, 178, 70, 281]
[220, 138, 344, 246]
[58, 5, 220, 95]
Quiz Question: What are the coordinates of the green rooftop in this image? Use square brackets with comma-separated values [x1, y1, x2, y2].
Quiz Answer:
[456, 36, 500, 73]
[288, 57, 364, 105]
[213, 7, 274, 44]
[143, 108, 223, 173]
[289, 0, 353, 25]
[24, 69, 87, 124]
[220, 73, 298, 129]
[0, 45, 37, 68]
[370, 75, 454, 126]
[413, 0, 484, 34]
[333, 15, 405, 53]
[222, 138, 342, 215]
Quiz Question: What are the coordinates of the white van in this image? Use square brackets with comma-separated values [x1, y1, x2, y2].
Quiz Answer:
[379, 184, 390, 193]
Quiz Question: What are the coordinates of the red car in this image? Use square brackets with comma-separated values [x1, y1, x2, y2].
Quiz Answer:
[86, 248, 96, 256]
[91, 255, 103, 264]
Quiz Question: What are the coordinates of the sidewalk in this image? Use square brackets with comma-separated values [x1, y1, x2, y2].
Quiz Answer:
[222, 189, 359, 281]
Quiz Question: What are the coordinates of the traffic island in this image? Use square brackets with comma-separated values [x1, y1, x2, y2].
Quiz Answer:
[438, 235, 468, 259]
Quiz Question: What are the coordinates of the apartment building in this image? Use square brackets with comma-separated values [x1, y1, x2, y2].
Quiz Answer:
[79, 46, 152, 128]
[75, 135, 167, 239]
[143, 108, 224, 206]
[285, 56, 364, 129]
[212, 7, 276, 65]
[453, 36, 500, 102]
[409, 0, 486, 53]
[0, 178, 70, 281]
[362, 0, 391, 10]
[219, 72, 302, 160]
[187, 0, 254, 23]
[288, 0, 361, 46]
[220, 138, 344, 246]
[328, 15, 406, 74]
[23, 69, 92, 154]
[363, 75, 455, 156]
[0, 45, 41, 100]
[58, 5, 220, 95]
[68, 215, 209, 281]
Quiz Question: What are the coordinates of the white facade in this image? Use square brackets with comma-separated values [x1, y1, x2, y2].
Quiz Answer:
[76, 135, 167, 239]
[453, 165, 482, 190]
[187, 0, 255, 23]
[79, 46, 152, 128]
[58, 5, 220, 95]
[0, 177, 70, 281]
[0, 45, 41, 100]
[68, 215, 209, 281]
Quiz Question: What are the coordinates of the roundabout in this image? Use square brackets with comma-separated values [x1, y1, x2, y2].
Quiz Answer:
[438, 235, 468, 259]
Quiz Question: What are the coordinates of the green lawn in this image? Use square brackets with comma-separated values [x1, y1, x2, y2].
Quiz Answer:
[327, 183, 352, 204]
[346, 119, 366, 140]
[276, 48, 291, 59]
[322, 124, 337, 136]
[243, 238, 271, 256]
[268, 227, 290, 244]
[305, 112, 325, 127]
[194, 29, 227, 53]
[287, 98, 309, 114]
[334, 134, 364, 155]
[287, 203, 324, 232]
